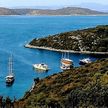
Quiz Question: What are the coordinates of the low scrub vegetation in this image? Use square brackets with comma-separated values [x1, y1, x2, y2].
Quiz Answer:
[11, 58, 108, 108]
[30, 25, 108, 52]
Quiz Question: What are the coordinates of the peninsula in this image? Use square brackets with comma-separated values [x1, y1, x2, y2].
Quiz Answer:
[26, 25, 108, 54]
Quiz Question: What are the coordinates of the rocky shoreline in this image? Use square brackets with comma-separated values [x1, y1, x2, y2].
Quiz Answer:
[25, 44, 108, 55]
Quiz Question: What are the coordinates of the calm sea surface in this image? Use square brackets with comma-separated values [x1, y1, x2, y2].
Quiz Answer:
[0, 15, 108, 100]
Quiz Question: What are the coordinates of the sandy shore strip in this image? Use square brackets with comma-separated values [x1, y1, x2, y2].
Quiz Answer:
[25, 44, 108, 55]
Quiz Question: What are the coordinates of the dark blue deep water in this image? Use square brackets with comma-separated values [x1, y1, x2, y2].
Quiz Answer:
[0, 16, 108, 100]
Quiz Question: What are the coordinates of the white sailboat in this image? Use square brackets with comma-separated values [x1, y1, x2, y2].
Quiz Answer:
[5, 55, 15, 86]
[79, 58, 92, 65]
[60, 52, 73, 70]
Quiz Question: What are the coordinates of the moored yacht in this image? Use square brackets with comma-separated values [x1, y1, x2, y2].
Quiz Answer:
[6, 55, 15, 86]
[33, 63, 49, 71]
[79, 58, 92, 65]
[60, 53, 73, 70]
[6, 75, 14, 85]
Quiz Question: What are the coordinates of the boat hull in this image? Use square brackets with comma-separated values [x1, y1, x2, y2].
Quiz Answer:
[79, 61, 87, 65]
[6, 79, 14, 86]
[60, 66, 70, 70]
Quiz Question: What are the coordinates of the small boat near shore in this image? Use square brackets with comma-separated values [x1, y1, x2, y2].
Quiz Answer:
[60, 52, 73, 70]
[61, 58, 73, 70]
[6, 55, 15, 86]
[79, 58, 92, 65]
[33, 63, 49, 71]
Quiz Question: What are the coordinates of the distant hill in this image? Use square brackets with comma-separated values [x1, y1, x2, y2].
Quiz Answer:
[0, 7, 107, 15]
[78, 3, 108, 12]
[0, 7, 20, 15]
[27, 7, 107, 15]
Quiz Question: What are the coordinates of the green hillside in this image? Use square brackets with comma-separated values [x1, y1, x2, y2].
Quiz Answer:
[30, 25, 108, 52]
[13, 58, 108, 108]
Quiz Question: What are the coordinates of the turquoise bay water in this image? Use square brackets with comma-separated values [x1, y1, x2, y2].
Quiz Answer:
[0, 16, 108, 100]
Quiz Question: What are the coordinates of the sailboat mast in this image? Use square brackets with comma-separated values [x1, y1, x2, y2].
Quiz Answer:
[68, 52, 70, 59]
[8, 55, 13, 75]
[11, 55, 13, 75]
[62, 52, 63, 59]
[8, 57, 10, 75]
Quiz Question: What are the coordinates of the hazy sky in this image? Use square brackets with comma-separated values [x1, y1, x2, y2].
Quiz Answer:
[0, 0, 108, 7]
